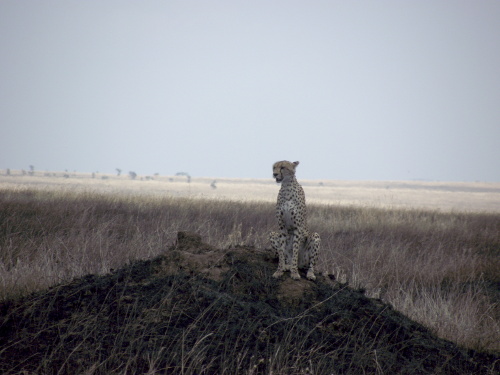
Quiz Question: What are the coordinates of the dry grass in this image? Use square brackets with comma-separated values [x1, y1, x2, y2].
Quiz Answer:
[0, 189, 274, 299]
[309, 206, 500, 352]
[2, 170, 500, 212]
[0, 173, 499, 355]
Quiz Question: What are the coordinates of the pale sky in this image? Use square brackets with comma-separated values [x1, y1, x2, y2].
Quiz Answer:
[1, 1, 499, 182]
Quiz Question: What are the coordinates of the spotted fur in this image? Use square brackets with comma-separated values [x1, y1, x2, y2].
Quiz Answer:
[269, 161, 321, 280]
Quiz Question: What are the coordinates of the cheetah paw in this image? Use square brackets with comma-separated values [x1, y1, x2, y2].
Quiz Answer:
[290, 271, 301, 280]
[272, 270, 284, 279]
[306, 270, 316, 281]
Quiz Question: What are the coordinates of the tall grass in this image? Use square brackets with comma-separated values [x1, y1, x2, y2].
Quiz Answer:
[0, 187, 498, 353]
[0, 189, 274, 298]
[309, 206, 500, 352]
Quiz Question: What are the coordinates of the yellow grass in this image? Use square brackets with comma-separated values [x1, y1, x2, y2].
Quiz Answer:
[2, 170, 499, 212]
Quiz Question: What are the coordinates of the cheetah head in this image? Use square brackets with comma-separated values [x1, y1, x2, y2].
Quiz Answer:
[272, 160, 299, 183]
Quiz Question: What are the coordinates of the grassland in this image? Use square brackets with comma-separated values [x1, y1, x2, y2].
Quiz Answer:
[2, 170, 500, 212]
[0, 172, 499, 373]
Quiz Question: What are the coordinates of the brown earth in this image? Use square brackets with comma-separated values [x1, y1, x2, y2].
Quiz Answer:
[0, 232, 498, 374]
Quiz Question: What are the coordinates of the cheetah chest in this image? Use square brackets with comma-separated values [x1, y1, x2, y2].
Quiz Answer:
[278, 198, 304, 230]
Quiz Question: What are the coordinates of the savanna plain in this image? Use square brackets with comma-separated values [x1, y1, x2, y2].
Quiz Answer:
[0, 171, 499, 374]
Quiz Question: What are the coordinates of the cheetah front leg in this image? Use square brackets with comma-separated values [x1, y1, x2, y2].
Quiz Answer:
[270, 231, 286, 278]
[289, 229, 304, 280]
[305, 232, 321, 281]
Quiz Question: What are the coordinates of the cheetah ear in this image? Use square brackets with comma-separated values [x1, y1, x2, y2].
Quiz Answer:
[293, 161, 300, 168]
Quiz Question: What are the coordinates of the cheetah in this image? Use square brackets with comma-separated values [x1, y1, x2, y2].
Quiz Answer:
[269, 160, 321, 280]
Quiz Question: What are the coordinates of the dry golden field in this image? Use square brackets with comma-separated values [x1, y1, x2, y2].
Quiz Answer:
[1, 170, 499, 212]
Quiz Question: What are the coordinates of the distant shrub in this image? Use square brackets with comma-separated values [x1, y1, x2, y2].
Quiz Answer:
[175, 172, 191, 183]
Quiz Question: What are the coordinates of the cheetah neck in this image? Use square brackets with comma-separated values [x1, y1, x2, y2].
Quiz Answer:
[280, 174, 296, 187]
[278, 175, 298, 200]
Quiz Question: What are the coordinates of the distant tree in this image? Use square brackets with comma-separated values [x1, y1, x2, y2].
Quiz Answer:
[175, 172, 191, 183]
[210, 180, 217, 189]
[6, 169, 10, 176]
[129, 171, 137, 180]
[116, 168, 122, 176]
[92, 172, 96, 179]
[28, 165, 34, 176]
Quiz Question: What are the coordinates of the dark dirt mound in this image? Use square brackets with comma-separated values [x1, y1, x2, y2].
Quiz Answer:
[0, 232, 498, 374]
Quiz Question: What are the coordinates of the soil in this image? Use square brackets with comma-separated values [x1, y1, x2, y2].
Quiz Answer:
[0, 232, 498, 374]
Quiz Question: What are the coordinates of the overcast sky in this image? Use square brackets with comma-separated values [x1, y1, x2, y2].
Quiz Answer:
[1, 1, 499, 182]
